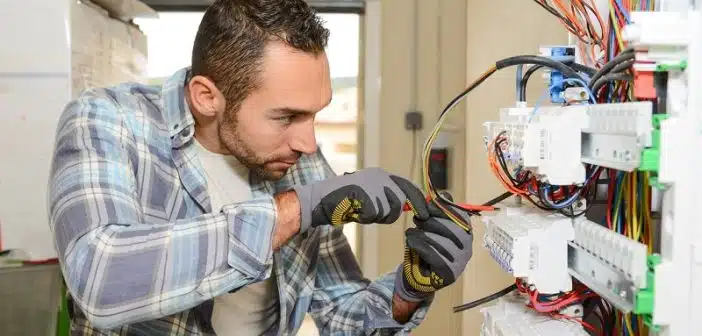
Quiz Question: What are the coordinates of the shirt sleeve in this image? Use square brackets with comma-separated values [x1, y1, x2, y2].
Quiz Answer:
[48, 90, 277, 330]
[308, 226, 432, 335]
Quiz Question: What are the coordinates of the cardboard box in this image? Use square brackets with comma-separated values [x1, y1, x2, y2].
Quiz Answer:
[70, 0, 148, 97]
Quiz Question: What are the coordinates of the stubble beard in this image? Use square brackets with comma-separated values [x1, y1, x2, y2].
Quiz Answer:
[218, 110, 289, 181]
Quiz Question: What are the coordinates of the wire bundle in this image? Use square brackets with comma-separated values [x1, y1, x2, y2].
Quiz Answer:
[421, 55, 594, 232]
[602, 170, 654, 335]
[515, 279, 603, 335]
[597, 3, 655, 333]
[487, 130, 602, 217]
[532, 0, 608, 66]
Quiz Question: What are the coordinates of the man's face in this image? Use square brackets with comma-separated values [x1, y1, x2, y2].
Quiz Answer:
[193, 41, 332, 180]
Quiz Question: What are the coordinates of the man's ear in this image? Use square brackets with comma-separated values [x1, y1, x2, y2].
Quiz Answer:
[187, 75, 226, 117]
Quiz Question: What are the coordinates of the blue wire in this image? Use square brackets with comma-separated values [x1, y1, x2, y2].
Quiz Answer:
[540, 187, 581, 209]
[539, 164, 601, 209]
[529, 78, 596, 120]
[614, 0, 631, 23]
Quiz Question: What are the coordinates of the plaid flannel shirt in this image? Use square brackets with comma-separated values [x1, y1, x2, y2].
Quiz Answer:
[48, 68, 431, 335]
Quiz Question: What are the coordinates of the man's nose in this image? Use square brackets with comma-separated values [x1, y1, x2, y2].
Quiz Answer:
[290, 122, 318, 155]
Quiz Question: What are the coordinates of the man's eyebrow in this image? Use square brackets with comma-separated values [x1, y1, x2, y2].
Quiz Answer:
[271, 107, 317, 115]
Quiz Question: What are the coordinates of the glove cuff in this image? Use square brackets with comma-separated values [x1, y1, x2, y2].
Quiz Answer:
[291, 185, 312, 232]
[393, 265, 433, 303]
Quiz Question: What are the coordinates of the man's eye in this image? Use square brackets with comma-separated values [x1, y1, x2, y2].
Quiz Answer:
[274, 115, 293, 124]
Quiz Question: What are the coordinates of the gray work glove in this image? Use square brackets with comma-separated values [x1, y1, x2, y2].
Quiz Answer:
[292, 167, 430, 231]
[395, 192, 474, 302]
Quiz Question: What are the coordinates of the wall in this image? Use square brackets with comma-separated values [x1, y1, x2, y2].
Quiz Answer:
[364, 0, 567, 335]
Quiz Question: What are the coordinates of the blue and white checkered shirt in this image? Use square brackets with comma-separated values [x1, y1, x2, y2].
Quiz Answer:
[48, 68, 431, 335]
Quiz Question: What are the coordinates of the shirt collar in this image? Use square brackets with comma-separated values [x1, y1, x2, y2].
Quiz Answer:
[162, 67, 196, 148]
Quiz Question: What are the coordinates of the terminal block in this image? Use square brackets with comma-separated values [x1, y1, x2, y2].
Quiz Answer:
[580, 101, 654, 172]
[568, 218, 648, 313]
[482, 206, 575, 294]
[481, 295, 589, 336]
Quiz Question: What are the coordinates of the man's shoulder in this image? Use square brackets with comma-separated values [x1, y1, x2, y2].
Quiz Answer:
[69, 83, 162, 117]
[63, 83, 169, 136]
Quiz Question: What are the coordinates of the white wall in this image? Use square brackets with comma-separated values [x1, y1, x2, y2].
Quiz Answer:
[0, 1, 72, 259]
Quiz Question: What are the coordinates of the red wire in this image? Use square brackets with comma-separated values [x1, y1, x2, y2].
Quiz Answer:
[554, 313, 603, 336]
[606, 170, 615, 229]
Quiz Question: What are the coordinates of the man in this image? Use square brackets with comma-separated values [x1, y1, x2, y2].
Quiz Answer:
[47, 0, 473, 335]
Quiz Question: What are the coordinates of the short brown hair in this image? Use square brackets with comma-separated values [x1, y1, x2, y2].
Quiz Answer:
[191, 0, 329, 110]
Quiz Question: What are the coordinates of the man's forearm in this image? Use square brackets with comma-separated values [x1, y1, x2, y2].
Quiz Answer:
[273, 191, 302, 250]
[391, 292, 422, 324]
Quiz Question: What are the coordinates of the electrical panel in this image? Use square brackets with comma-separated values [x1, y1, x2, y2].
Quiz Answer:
[443, 2, 702, 336]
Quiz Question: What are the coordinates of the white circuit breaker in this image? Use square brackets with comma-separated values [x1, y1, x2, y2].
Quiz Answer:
[481, 295, 589, 336]
[482, 206, 575, 294]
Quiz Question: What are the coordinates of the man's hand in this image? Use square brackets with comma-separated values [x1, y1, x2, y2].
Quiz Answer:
[291, 167, 429, 231]
[394, 192, 473, 303]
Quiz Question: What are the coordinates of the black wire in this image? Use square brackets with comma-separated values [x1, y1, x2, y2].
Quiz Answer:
[482, 192, 513, 207]
[558, 165, 600, 218]
[494, 136, 521, 185]
[531, 0, 579, 35]
[496, 55, 582, 80]
[559, 182, 597, 218]
[437, 68, 496, 119]
[597, 299, 616, 336]
[453, 284, 518, 312]
[610, 59, 635, 74]
[519, 65, 543, 101]
[433, 67, 498, 212]
[591, 73, 633, 94]
[570, 62, 597, 76]
[518, 63, 595, 102]
[581, 2, 605, 45]
[588, 49, 635, 88]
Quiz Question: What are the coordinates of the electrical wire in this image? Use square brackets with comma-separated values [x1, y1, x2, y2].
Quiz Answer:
[518, 62, 597, 102]
[420, 66, 497, 230]
[423, 55, 598, 231]
[591, 73, 634, 95]
[609, 59, 635, 75]
[519, 65, 543, 102]
[588, 49, 635, 88]
[453, 284, 518, 312]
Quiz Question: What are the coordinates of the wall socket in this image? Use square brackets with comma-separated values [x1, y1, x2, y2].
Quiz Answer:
[405, 111, 423, 130]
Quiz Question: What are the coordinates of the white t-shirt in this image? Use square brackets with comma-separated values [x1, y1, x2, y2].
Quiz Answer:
[194, 140, 280, 336]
